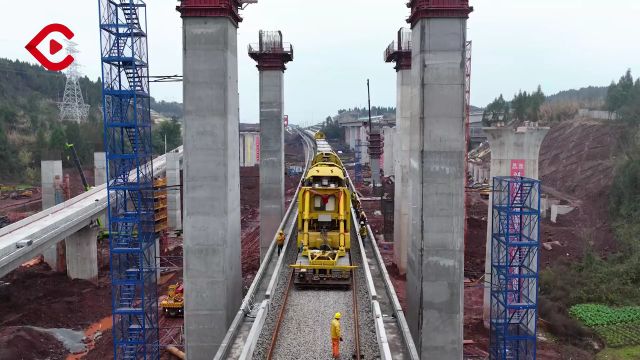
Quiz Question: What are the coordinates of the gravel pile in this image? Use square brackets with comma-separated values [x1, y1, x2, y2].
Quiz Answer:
[252, 230, 379, 360]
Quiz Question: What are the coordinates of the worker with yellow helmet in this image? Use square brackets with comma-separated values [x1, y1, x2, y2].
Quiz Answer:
[276, 230, 285, 256]
[330, 312, 343, 358]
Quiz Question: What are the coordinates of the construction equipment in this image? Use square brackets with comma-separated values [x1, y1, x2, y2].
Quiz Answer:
[65, 143, 107, 239]
[65, 143, 90, 191]
[291, 141, 356, 288]
[480, 186, 491, 199]
[161, 282, 184, 317]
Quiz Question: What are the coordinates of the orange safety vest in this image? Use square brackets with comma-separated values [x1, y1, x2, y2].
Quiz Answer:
[276, 233, 285, 246]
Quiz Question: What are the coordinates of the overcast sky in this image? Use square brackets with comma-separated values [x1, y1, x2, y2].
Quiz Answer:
[1, 0, 639, 125]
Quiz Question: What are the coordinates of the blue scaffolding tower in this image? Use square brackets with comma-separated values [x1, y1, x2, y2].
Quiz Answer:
[489, 176, 540, 360]
[99, 1, 159, 358]
[354, 139, 363, 184]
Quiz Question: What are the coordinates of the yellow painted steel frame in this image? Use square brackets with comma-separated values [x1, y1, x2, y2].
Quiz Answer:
[296, 176, 351, 270]
[311, 152, 344, 168]
[290, 264, 356, 270]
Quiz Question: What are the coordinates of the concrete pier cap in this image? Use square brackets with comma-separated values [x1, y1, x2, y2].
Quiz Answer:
[481, 124, 550, 328]
[248, 30, 293, 262]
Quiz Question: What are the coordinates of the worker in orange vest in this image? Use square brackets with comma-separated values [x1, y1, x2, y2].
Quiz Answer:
[276, 230, 285, 256]
[331, 312, 343, 358]
[359, 224, 367, 242]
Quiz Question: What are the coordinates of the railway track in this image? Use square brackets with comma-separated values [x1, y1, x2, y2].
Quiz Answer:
[265, 255, 362, 360]
[216, 128, 418, 359]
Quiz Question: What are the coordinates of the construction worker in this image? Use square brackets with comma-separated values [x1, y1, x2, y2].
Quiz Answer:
[359, 223, 367, 242]
[330, 312, 343, 358]
[276, 230, 285, 256]
[359, 210, 367, 224]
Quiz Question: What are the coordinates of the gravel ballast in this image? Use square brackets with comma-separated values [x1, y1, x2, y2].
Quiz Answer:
[252, 229, 379, 360]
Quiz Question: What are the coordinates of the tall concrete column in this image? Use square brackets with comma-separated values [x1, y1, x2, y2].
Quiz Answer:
[41, 160, 63, 270]
[369, 127, 382, 187]
[94, 152, 108, 227]
[41, 160, 63, 209]
[178, 2, 243, 358]
[384, 30, 412, 274]
[94, 152, 107, 186]
[360, 126, 369, 165]
[405, 2, 472, 358]
[382, 127, 395, 176]
[65, 225, 98, 281]
[481, 125, 549, 327]
[345, 127, 350, 149]
[249, 31, 293, 261]
[166, 151, 182, 230]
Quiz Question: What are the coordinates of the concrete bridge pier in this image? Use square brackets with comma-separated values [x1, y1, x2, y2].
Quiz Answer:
[178, 1, 243, 358]
[65, 225, 98, 281]
[248, 30, 293, 262]
[384, 28, 412, 275]
[405, 2, 472, 358]
[41, 160, 64, 271]
[481, 125, 549, 328]
[166, 151, 182, 231]
[94, 152, 107, 227]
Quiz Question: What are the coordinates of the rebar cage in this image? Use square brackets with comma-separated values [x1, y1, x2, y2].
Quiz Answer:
[489, 176, 540, 360]
[99, 0, 159, 359]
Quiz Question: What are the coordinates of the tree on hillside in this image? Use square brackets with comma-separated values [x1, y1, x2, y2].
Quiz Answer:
[484, 85, 546, 126]
[320, 115, 344, 140]
[606, 69, 640, 124]
[152, 118, 182, 154]
[606, 70, 635, 113]
[48, 125, 66, 154]
[482, 94, 510, 126]
[511, 91, 529, 122]
[0, 125, 18, 179]
[528, 85, 546, 122]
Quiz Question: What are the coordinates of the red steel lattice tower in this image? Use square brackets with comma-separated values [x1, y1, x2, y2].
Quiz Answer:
[464, 40, 472, 265]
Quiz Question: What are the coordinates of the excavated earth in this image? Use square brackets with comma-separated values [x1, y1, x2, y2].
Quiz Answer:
[462, 117, 623, 359]
[338, 118, 622, 359]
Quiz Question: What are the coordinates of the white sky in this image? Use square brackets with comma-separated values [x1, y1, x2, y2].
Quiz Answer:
[1, 1, 639, 125]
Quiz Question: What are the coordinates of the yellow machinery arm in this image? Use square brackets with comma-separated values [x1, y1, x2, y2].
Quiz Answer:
[339, 190, 345, 250]
[303, 190, 310, 252]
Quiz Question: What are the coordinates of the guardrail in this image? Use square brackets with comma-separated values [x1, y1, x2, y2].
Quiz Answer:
[304, 128, 418, 359]
[0, 147, 183, 278]
[342, 147, 419, 360]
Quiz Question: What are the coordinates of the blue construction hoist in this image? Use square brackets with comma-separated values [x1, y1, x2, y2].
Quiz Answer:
[489, 176, 541, 360]
[98, 0, 159, 359]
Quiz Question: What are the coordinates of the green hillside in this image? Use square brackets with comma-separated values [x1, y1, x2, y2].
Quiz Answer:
[0, 58, 181, 184]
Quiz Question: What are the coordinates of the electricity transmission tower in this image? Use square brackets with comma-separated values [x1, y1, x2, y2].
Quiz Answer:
[58, 41, 90, 123]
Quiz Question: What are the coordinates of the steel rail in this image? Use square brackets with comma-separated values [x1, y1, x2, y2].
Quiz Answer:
[213, 128, 314, 360]
[351, 265, 362, 359]
[265, 269, 294, 360]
